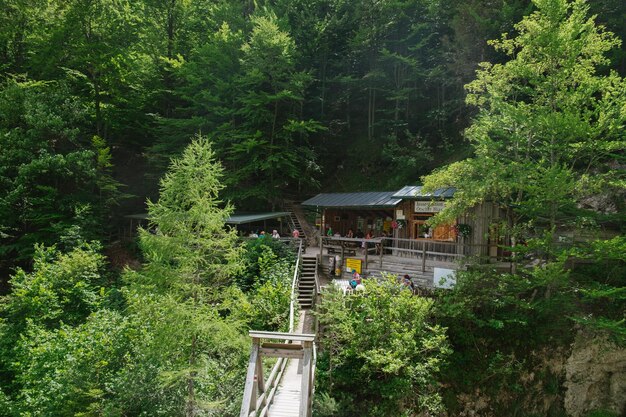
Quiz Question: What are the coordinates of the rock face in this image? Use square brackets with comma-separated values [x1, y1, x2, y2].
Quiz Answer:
[564, 331, 626, 416]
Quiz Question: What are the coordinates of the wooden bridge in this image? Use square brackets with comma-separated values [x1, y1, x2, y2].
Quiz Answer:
[240, 240, 319, 417]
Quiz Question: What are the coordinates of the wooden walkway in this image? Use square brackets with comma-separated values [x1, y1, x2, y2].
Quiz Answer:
[240, 238, 317, 417]
[267, 310, 314, 416]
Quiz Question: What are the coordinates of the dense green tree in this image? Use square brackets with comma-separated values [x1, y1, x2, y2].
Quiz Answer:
[149, 22, 245, 168]
[0, 243, 107, 412]
[0, 79, 123, 264]
[10, 310, 130, 417]
[423, 0, 626, 232]
[216, 14, 323, 208]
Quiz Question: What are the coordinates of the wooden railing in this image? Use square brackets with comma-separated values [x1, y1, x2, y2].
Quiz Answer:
[288, 240, 304, 333]
[320, 236, 506, 272]
[240, 332, 316, 417]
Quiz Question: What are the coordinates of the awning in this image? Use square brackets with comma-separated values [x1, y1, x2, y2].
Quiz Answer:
[124, 212, 290, 225]
[225, 212, 291, 225]
[301, 192, 401, 209]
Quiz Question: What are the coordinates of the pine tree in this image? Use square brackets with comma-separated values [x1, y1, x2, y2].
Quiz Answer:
[123, 136, 247, 416]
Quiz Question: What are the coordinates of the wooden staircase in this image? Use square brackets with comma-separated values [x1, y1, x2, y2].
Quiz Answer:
[297, 256, 317, 309]
[283, 202, 307, 240]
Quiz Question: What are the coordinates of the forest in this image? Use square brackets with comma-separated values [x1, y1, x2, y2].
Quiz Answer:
[0, 0, 625, 416]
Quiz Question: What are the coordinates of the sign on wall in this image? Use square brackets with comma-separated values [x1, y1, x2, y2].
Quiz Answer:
[414, 201, 446, 213]
[345, 258, 362, 274]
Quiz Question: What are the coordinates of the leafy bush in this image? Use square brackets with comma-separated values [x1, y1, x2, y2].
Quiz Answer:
[236, 238, 296, 291]
[315, 275, 450, 417]
[11, 310, 130, 416]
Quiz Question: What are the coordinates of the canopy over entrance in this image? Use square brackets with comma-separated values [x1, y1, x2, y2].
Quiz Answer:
[225, 212, 290, 225]
[123, 212, 290, 225]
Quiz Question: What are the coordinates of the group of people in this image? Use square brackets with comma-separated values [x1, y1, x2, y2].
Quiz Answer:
[326, 227, 391, 240]
[247, 229, 302, 239]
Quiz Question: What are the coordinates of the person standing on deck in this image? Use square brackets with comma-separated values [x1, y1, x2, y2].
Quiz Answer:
[292, 228, 300, 238]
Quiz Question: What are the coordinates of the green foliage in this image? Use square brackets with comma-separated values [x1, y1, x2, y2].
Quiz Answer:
[2, 243, 105, 332]
[434, 264, 577, 391]
[423, 0, 626, 229]
[315, 275, 450, 416]
[0, 79, 124, 262]
[11, 310, 130, 417]
[0, 242, 106, 411]
[565, 236, 626, 345]
[217, 13, 323, 207]
[226, 239, 297, 332]
[237, 237, 296, 290]
[121, 137, 248, 415]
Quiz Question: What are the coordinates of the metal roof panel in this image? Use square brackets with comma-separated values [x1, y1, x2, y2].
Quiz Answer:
[301, 192, 401, 208]
[225, 212, 291, 225]
[392, 185, 456, 199]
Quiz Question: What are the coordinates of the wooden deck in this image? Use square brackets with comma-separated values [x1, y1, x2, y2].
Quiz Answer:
[309, 236, 512, 288]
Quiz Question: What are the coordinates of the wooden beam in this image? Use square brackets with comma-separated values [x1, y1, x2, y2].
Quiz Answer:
[259, 348, 305, 359]
[261, 342, 303, 350]
[249, 331, 315, 342]
[422, 240, 427, 272]
[239, 341, 260, 417]
[299, 342, 312, 417]
[256, 351, 265, 396]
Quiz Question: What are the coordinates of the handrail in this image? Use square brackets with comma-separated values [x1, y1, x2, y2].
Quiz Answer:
[289, 239, 304, 333]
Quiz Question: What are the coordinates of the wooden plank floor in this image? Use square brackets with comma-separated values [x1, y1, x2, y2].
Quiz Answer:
[266, 310, 313, 417]
[268, 358, 301, 416]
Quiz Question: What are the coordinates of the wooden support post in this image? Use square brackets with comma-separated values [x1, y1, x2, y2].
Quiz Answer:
[379, 238, 384, 268]
[421, 241, 426, 273]
[256, 351, 265, 397]
[240, 339, 260, 417]
[364, 241, 368, 269]
[299, 341, 312, 417]
[321, 210, 326, 257]
[340, 243, 345, 275]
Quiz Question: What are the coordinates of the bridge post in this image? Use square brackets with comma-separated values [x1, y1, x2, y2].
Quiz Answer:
[240, 338, 260, 417]
[255, 350, 265, 402]
[299, 340, 312, 417]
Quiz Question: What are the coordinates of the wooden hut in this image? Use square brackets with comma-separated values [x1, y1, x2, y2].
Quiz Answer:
[302, 186, 505, 259]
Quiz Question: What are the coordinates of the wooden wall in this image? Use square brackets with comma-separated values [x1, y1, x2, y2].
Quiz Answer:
[320, 201, 505, 257]
[323, 209, 394, 236]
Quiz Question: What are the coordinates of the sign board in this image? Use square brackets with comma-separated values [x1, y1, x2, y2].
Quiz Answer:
[395, 209, 405, 220]
[415, 201, 446, 213]
[433, 267, 456, 289]
[345, 258, 362, 274]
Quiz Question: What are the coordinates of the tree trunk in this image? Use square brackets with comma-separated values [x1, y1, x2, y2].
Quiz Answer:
[94, 74, 102, 137]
